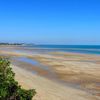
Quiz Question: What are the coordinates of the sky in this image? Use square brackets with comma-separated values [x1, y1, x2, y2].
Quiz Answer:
[0, 0, 100, 45]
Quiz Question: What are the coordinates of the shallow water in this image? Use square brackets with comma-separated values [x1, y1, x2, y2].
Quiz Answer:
[17, 57, 50, 70]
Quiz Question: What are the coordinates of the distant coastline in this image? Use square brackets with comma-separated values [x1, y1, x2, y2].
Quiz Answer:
[0, 43, 24, 45]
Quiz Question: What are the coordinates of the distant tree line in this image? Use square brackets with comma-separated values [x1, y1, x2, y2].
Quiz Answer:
[0, 43, 24, 45]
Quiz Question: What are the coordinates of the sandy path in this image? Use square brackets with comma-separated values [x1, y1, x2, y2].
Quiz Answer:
[12, 65, 97, 100]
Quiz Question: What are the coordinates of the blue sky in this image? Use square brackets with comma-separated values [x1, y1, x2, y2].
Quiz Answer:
[0, 0, 100, 44]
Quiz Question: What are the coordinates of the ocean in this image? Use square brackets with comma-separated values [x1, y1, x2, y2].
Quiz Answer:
[26, 45, 100, 55]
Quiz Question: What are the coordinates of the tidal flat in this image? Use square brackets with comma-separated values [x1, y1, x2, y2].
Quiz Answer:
[0, 45, 100, 100]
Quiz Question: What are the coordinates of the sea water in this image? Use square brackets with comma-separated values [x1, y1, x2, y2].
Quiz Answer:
[26, 45, 100, 55]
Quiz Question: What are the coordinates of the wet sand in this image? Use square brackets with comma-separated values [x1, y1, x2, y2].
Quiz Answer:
[32, 52, 100, 97]
[0, 46, 100, 100]
[12, 65, 98, 100]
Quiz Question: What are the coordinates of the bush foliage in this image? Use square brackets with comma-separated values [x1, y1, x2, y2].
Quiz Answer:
[0, 57, 36, 100]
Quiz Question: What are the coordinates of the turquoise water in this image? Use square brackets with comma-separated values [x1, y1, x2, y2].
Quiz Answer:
[26, 45, 100, 55]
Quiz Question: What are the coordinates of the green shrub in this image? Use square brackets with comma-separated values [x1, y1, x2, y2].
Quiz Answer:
[0, 57, 36, 100]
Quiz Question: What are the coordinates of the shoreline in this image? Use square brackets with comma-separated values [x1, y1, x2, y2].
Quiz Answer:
[0, 45, 100, 56]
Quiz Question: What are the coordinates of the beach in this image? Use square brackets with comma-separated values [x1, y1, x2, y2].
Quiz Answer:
[0, 45, 100, 100]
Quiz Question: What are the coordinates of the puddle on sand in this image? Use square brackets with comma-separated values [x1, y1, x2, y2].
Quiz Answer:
[17, 57, 49, 70]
